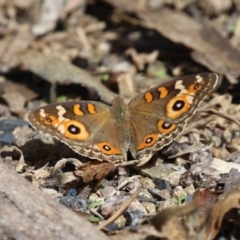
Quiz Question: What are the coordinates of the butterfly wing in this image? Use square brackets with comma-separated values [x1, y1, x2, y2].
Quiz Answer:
[28, 101, 126, 162]
[128, 73, 218, 164]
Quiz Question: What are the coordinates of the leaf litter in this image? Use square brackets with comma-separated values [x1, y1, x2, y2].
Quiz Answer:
[0, 0, 240, 239]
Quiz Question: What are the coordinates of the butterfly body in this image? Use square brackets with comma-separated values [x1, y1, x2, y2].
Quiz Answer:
[28, 73, 218, 165]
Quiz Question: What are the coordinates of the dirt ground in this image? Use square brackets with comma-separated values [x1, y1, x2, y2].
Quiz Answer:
[1, 1, 240, 239]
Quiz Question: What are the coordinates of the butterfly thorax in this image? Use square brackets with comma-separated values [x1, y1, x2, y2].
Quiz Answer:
[112, 97, 130, 122]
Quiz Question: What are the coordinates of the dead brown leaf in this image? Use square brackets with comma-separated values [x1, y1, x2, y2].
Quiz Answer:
[0, 25, 33, 70]
[139, 8, 240, 83]
[151, 185, 240, 240]
[1, 79, 38, 115]
[18, 50, 116, 103]
[104, 1, 240, 83]
[74, 160, 115, 184]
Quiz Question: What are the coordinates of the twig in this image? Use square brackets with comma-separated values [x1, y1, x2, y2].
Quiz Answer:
[203, 108, 240, 127]
[116, 175, 141, 190]
[115, 160, 139, 167]
[89, 208, 104, 220]
[97, 188, 140, 230]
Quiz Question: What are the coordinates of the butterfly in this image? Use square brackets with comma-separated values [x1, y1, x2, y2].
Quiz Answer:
[28, 73, 218, 166]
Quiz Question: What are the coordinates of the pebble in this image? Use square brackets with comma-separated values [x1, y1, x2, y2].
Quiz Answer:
[173, 186, 187, 199]
[156, 199, 176, 211]
[117, 166, 130, 176]
[0, 132, 15, 146]
[166, 172, 181, 187]
[59, 196, 89, 211]
[153, 178, 172, 191]
[128, 199, 147, 214]
[191, 165, 221, 188]
[226, 151, 240, 163]
[211, 147, 230, 159]
[138, 188, 154, 200]
[148, 188, 171, 200]
[100, 186, 117, 198]
[140, 177, 155, 189]
[100, 194, 129, 217]
[140, 164, 173, 180]
[142, 202, 156, 214]
[104, 223, 119, 231]
[210, 158, 240, 174]
[66, 188, 77, 197]
[124, 210, 146, 226]
[184, 184, 195, 195]
[114, 215, 126, 228]
[228, 138, 240, 152]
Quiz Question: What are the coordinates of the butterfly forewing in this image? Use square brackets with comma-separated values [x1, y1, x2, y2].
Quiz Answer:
[128, 73, 218, 163]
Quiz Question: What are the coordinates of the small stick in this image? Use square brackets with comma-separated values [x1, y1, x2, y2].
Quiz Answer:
[115, 160, 140, 167]
[203, 108, 240, 127]
[97, 188, 140, 230]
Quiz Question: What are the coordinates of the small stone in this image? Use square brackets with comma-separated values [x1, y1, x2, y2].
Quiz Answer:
[156, 199, 176, 211]
[117, 167, 130, 176]
[140, 164, 174, 180]
[66, 188, 77, 197]
[175, 157, 187, 166]
[89, 193, 99, 202]
[0, 119, 29, 132]
[210, 158, 240, 174]
[59, 196, 89, 211]
[223, 128, 232, 143]
[128, 199, 147, 214]
[184, 184, 195, 195]
[153, 178, 172, 191]
[173, 186, 187, 199]
[179, 171, 193, 187]
[114, 215, 126, 228]
[189, 150, 213, 166]
[0, 132, 15, 146]
[211, 147, 230, 159]
[191, 164, 221, 188]
[166, 172, 181, 187]
[148, 188, 171, 200]
[140, 177, 155, 189]
[42, 188, 62, 198]
[104, 223, 119, 231]
[228, 138, 240, 152]
[226, 151, 240, 163]
[124, 210, 146, 226]
[213, 135, 222, 147]
[126, 176, 141, 191]
[220, 168, 240, 193]
[142, 202, 156, 214]
[100, 186, 116, 198]
[100, 194, 129, 217]
[138, 189, 154, 200]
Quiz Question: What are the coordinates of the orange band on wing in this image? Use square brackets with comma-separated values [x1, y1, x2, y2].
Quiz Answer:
[97, 142, 121, 155]
[144, 92, 153, 103]
[158, 87, 169, 98]
[137, 133, 158, 150]
[73, 104, 84, 115]
[87, 103, 96, 114]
